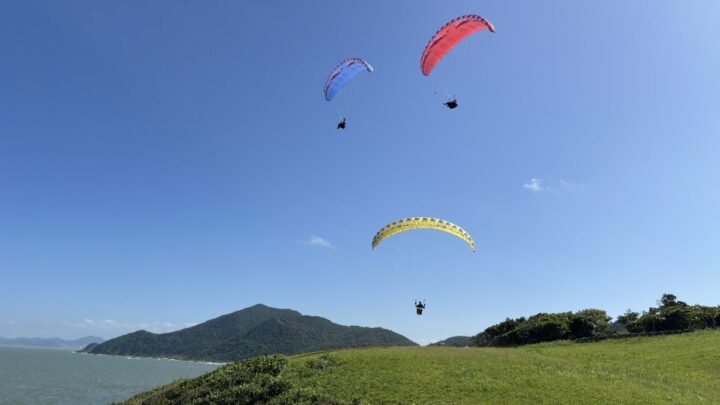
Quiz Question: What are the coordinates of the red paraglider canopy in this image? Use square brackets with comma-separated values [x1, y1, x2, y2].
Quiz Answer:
[420, 15, 495, 76]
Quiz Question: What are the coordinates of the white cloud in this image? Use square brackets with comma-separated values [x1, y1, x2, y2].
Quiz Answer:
[303, 235, 335, 249]
[523, 178, 581, 193]
[61, 319, 193, 334]
[523, 178, 544, 192]
[558, 179, 582, 192]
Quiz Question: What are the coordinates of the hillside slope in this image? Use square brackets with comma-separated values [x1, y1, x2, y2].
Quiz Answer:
[429, 335, 473, 347]
[83, 304, 415, 362]
[123, 330, 720, 404]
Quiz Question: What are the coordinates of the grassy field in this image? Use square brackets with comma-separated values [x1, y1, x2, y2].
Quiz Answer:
[123, 330, 720, 404]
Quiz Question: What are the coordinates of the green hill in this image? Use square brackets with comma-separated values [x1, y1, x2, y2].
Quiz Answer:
[429, 335, 473, 347]
[82, 304, 415, 362]
[121, 330, 720, 404]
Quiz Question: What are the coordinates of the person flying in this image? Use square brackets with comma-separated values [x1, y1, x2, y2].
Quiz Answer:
[337, 118, 347, 129]
[415, 300, 426, 315]
[444, 99, 458, 109]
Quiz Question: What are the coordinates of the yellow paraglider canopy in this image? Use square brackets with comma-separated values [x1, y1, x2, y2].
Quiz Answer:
[371, 217, 476, 252]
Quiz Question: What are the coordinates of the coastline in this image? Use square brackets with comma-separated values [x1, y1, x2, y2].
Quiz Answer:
[75, 350, 228, 366]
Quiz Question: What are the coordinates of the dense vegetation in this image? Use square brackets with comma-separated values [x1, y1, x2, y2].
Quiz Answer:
[473, 293, 720, 347]
[122, 330, 720, 404]
[616, 293, 720, 333]
[473, 308, 612, 347]
[120, 355, 341, 405]
[83, 304, 415, 362]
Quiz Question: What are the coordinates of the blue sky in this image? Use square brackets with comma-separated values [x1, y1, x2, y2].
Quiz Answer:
[1, 1, 719, 344]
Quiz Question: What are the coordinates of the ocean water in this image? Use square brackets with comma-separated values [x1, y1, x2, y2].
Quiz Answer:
[0, 346, 219, 404]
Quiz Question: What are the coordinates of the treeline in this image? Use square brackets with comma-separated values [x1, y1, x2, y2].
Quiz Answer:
[473, 309, 611, 347]
[617, 294, 720, 333]
[473, 294, 720, 347]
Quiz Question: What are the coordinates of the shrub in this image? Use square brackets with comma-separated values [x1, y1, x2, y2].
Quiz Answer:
[570, 309, 612, 338]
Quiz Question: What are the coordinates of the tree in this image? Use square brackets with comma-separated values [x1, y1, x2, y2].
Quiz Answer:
[473, 317, 526, 347]
[660, 293, 687, 308]
[570, 309, 611, 338]
[616, 310, 642, 333]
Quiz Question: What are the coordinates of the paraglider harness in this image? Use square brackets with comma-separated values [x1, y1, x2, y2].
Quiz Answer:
[444, 99, 458, 109]
[337, 118, 347, 129]
[415, 300, 426, 315]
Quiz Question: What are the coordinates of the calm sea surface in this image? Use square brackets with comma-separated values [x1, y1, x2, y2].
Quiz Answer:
[0, 346, 219, 404]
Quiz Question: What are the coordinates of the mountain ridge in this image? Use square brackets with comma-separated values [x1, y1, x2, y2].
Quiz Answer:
[81, 304, 416, 361]
[0, 336, 104, 349]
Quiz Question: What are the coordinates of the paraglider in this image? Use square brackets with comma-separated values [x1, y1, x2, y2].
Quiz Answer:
[371, 217, 476, 252]
[372, 217, 476, 316]
[324, 57, 374, 129]
[420, 15, 495, 108]
[420, 15, 495, 76]
[415, 300, 426, 315]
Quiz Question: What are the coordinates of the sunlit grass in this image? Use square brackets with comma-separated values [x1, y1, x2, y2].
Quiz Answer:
[283, 330, 720, 404]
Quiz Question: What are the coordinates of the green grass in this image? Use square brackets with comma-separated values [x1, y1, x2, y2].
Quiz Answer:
[123, 330, 720, 404]
[283, 330, 720, 404]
